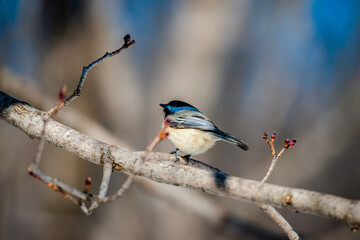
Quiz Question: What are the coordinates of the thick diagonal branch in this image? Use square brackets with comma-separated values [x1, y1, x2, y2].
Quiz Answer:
[0, 91, 359, 231]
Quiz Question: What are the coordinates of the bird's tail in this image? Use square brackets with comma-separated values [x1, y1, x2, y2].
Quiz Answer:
[212, 129, 249, 151]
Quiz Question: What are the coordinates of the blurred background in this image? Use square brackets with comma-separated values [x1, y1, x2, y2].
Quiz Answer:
[1, 0, 360, 239]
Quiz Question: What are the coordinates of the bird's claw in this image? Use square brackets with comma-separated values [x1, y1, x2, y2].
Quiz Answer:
[169, 148, 180, 162]
[182, 155, 191, 165]
[169, 149, 191, 164]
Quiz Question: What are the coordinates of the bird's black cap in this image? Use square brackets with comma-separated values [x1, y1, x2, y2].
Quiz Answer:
[160, 100, 199, 117]
[160, 100, 197, 109]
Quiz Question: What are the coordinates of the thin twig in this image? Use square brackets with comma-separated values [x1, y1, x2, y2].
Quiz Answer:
[95, 119, 170, 203]
[28, 35, 136, 214]
[258, 204, 300, 240]
[34, 86, 67, 166]
[48, 35, 136, 113]
[28, 164, 90, 203]
[259, 131, 300, 240]
[97, 175, 134, 203]
[86, 160, 113, 214]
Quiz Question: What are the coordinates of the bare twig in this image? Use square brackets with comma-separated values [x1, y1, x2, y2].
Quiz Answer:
[259, 131, 300, 240]
[86, 160, 113, 214]
[97, 175, 134, 203]
[28, 164, 89, 203]
[48, 34, 136, 113]
[95, 118, 171, 204]
[258, 204, 300, 240]
[27, 35, 136, 214]
[262, 133, 296, 183]
[33, 85, 68, 167]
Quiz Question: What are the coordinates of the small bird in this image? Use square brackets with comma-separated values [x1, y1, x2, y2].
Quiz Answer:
[160, 100, 248, 163]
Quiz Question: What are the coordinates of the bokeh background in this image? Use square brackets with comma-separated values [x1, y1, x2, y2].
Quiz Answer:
[1, 0, 360, 239]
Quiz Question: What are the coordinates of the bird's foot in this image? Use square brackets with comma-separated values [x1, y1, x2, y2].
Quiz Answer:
[182, 155, 191, 165]
[169, 148, 180, 162]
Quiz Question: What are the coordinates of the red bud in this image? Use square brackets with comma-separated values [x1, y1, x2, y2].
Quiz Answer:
[85, 177, 92, 186]
[58, 85, 67, 102]
[263, 131, 268, 139]
[271, 131, 276, 140]
[290, 139, 296, 146]
[163, 118, 171, 128]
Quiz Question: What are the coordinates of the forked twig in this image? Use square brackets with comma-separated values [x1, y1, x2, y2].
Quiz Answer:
[259, 131, 299, 240]
[262, 132, 296, 183]
[28, 35, 136, 215]
[93, 119, 171, 204]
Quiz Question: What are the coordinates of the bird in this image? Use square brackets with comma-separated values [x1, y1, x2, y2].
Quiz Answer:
[160, 100, 248, 163]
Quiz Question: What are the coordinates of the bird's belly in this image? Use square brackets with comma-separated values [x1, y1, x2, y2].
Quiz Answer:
[167, 128, 217, 155]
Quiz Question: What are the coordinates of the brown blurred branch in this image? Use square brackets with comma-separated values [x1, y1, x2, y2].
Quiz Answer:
[1, 91, 359, 232]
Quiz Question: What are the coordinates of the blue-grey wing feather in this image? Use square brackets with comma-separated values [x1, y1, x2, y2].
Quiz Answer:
[181, 116, 217, 131]
[170, 113, 249, 150]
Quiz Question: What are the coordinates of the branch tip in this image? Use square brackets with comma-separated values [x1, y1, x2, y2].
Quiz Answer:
[263, 131, 268, 139]
[290, 139, 296, 147]
[84, 177, 92, 194]
[284, 139, 297, 149]
[124, 34, 131, 44]
[284, 138, 290, 147]
[159, 119, 170, 139]
[271, 131, 276, 141]
[123, 34, 136, 49]
[58, 85, 68, 103]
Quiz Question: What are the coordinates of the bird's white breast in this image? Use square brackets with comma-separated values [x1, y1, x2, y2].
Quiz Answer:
[166, 127, 218, 155]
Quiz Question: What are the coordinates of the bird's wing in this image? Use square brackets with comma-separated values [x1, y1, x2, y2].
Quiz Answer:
[170, 114, 217, 131]
[169, 113, 249, 151]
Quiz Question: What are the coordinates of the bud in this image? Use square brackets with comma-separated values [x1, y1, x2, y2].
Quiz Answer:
[263, 131, 268, 139]
[84, 177, 92, 193]
[85, 177, 92, 186]
[28, 169, 35, 177]
[58, 85, 67, 103]
[124, 34, 131, 44]
[271, 131, 276, 140]
[163, 118, 171, 128]
[284, 138, 290, 148]
[290, 139, 297, 147]
[159, 129, 169, 139]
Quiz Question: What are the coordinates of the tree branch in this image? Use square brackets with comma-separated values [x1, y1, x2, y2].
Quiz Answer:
[0, 91, 359, 232]
[2, 66, 278, 236]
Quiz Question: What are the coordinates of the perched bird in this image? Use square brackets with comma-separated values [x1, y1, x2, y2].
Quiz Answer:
[160, 100, 248, 162]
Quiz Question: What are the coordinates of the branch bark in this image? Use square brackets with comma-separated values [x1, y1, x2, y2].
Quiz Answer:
[0, 90, 359, 231]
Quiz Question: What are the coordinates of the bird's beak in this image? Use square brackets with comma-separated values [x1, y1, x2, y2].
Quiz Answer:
[159, 103, 166, 108]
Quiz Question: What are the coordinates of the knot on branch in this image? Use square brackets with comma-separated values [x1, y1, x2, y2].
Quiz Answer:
[73, 89, 81, 96]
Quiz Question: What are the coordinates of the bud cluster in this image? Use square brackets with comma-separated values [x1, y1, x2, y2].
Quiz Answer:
[284, 138, 296, 149]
